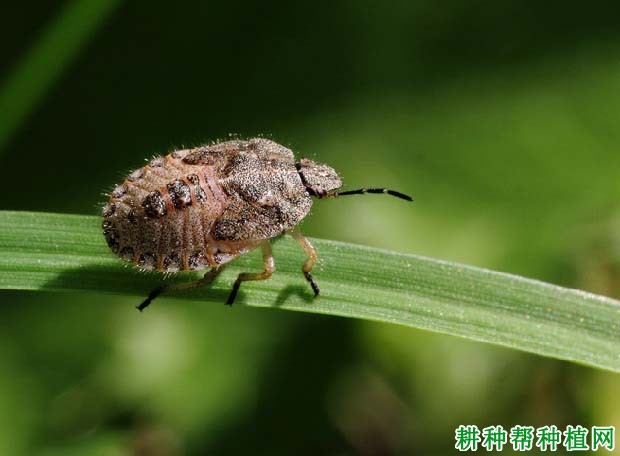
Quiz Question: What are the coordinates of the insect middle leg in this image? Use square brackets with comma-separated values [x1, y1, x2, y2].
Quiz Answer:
[226, 241, 275, 306]
[288, 228, 320, 296]
[137, 266, 225, 311]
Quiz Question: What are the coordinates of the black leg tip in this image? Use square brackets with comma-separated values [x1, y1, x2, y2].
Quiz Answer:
[304, 272, 320, 297]
[137, 286, 164, 312]
[226, 282, 240, 306]
[136, 297, 152, 312]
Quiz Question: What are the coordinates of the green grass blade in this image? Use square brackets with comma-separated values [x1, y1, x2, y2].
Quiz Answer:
[1, 210, 619, 372]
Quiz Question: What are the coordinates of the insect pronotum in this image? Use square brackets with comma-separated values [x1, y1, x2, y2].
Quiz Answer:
[102, 138, 413, 309]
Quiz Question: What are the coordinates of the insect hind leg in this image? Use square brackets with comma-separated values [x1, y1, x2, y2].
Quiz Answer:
[288, 228, 320, 296]
[137, 266, 225, 311]
[226, 241, 275, 306]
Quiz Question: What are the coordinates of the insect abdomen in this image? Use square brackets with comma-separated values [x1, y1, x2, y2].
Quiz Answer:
[102, 151, 227, 272]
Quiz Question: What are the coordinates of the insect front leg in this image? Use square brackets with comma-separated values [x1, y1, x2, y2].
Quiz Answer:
[226, 241, 275, 306]
[137, 266, 225, 311]
[288, 228, 320, 296]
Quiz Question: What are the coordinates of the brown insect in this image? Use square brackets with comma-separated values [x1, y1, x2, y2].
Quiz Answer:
[102, 138, 412, 310]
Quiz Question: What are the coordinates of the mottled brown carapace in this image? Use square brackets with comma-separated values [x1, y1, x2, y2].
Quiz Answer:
[102, 138, 412, 309]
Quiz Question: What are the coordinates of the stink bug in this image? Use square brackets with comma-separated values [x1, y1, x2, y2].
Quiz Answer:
[102, 138, 412, 309]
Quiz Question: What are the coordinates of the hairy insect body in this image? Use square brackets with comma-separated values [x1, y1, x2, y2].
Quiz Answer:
[102, 137, 412, 308]
[103, 139, 310, 272]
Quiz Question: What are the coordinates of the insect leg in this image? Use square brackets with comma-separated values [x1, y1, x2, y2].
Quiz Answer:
[226, 241, 275, 306]
[137, 266, 225, 311]
[288, 228, 320, 296]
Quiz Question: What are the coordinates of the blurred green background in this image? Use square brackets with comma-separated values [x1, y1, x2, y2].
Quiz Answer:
[2, 1, 620, 454]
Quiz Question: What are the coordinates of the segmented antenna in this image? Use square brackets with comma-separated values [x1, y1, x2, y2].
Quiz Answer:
[331, 188, 413, 201]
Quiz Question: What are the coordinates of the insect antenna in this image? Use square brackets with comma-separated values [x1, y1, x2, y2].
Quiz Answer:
[331, 188, 413, 201]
